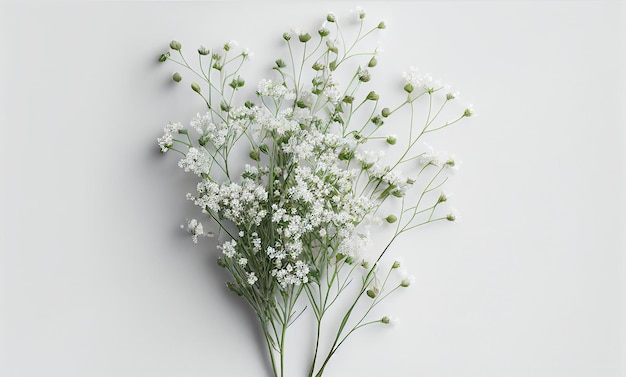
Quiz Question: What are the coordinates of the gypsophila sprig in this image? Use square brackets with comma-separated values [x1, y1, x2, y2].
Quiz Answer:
[156, 9, 473, 377]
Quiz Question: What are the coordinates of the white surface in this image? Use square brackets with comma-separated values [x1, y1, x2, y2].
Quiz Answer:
[1, 1, 624, 377]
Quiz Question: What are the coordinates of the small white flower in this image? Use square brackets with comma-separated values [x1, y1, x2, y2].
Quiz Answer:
[246, 272, 258, 285]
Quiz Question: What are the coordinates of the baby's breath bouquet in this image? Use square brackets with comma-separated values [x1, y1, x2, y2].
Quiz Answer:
[156, 8, 473, 377]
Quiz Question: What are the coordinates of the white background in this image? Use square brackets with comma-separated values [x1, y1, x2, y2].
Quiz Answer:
[1, 1, 625, 377]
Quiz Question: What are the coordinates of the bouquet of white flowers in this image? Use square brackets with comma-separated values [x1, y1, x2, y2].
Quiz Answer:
[156, 8, 473, 377]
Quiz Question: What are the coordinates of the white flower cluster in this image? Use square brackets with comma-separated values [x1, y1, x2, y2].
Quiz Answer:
[157, 122, 183, 152]
[402, 66, 441, 92]
[178, 147, 211, 176]
[189, 178, 268, 226]
[190, 112, 229, 147]
[257, 79, 296, 100]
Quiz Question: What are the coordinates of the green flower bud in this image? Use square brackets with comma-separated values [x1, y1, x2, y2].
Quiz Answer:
[275, 59, 286, 68]
[198, 46, 210, 55]
[329, 60, 338, 71]
[392, 190, 405, 198]
[386, 135, 397, 145]
[345, 256, 354, 264]
[381, 316, 391, 324]
[237, 77, 245, 87]
[299, 33, 312, 43]
[169, 40, 182, 51]
[318, 27, 330, 37]
[283, 32, 291, 41]
[368, 56, 378, 68]
[404, 83, 414, 93]
[377, 21, 386, 29]
[361, 261, 370, 269]
[463, 106, 474, 117]
[366, 91, 379, 101]
[326, 41, 338, 53]
[406, 178, 416, 185]
[249, 150, 260, 161]
[172, 72, 182, 82]
[366, 289, 377, 299]
[191, 82, 201, 93]
[381, 108, 391, 117]
[437, 193, 448, 203]
[217, 257, 226, 268]
[158, 52, 170, 62]
[326, 12, 337, 22]
[371, 115, 383, 127]
[358, 69, 371, 82]
[392, 261, 401, 269]
[223, 43, 230, 51]
[312, 62, 325, 71]
[245, 100, 254, 109]
[446, 159, 456, 167]
[446, 213, 456, 221]
[220, 101, 230, 112]
[259, 144, 269, 154]
[386, 214, 397, 223]
[342, 95, 354, 104]
[400, 279, 411, 288]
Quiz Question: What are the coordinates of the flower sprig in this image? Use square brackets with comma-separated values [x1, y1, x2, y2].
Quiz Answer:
[156, 9, 472, 377]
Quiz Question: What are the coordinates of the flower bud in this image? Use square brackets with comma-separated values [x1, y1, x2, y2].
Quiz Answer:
[404, 83, 414, 93]
[463, 106, 474, 117]
[312, 62, 325, 71]
[381, 108, 391, 117]
[446, 213, 456, 221]
[392, 190, 405, 198]
[366, 289, 377, 298]
[385, 214, 397, 223]
[198, 46, 210, 55]
[400, 279, 411, 287]
[259, 144, 269, 154]
[220, 101, 230, 112]
[172, 72, 182, 82]
[358, 69, 370, 82]
[158, 52, 169, 62]
[326, 12, 337, 22]
[191, 82, 201, 93]
[326, 41, 338, 53]
[283, 32, 291, 41]
[377, 21, 386, 29]
[392, 261, 401, 269]
[386, 135, 397, 145]
[345, 256, 354, 264]
[406, 178, 415, 185]
[446, 159, 456, 168]
[169, 40, 182, 51]
[381, 316, 391, 324]
[318, 27, 330, 37]
[371, 115, 383, 127]
[368, 56, 377, 68]
[342, 95, 354, 104]
[217, 257, 226, 268]
[437, 193, 447, 203]
[361, 261, 370, 269]
[299, 33, 312, 43]
[275, 59, 286, 68]
[366, 91, 379, 101]
[249, 150, 260, 161]
[329, 60, 338, 71]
